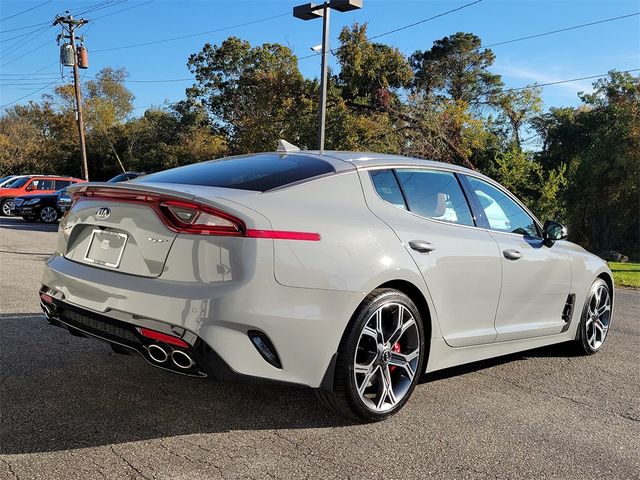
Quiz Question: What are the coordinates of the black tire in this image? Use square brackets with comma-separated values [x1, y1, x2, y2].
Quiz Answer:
[1, 198, 14, 217]
[575, 278, 612, 355]
[316, 288, 426, 422]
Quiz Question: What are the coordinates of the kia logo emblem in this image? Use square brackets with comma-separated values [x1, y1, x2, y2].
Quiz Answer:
[96, 207, 111, 219]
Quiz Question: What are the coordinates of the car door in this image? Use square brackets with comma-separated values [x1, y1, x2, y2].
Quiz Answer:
[363, 168, 502, 347]
[462, 175, 572, 342]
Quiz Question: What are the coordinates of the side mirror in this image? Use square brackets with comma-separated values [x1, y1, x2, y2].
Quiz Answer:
[543, 220, 568, 245]
[25, 185, 34, 191]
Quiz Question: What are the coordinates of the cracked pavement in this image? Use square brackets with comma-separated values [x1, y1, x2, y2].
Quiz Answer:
[1, 216, 639, 479]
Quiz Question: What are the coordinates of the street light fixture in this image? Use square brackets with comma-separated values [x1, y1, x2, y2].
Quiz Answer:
[293, 0, 363, 153]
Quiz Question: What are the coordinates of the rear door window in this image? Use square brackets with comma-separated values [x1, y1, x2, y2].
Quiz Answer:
[31, 179, 55, 190]
[395, 169, 474, 226]
[139, 154, 335, 192]
[54, 180, 71, 189]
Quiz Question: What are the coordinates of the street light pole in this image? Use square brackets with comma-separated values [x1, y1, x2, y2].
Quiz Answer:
[293, 0, 363, 153]
[317, 4, 330, 153]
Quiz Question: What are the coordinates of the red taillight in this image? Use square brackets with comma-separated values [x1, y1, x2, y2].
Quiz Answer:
[72, 186, 320, 241]
[159, 200, 243, 236]
[137, 327, 189, 348]
[73, 187, 245, 236]
[246, 229, 320, 241]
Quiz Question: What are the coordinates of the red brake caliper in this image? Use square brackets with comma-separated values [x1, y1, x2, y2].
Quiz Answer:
[389, 341, 401, 373]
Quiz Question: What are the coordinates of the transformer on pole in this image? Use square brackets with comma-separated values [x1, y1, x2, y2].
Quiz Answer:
[54, 13, 90, 181]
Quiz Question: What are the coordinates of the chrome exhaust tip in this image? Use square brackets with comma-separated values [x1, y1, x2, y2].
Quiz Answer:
[171, 350, 195, 370]
[148, 344, 168, 363]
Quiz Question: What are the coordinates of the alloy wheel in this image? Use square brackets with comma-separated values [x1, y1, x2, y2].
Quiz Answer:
[40, 206, 58, 223]
[353, 302, 420, 412]
[2, 200, 13, 216]
[585, 283, 611, 350]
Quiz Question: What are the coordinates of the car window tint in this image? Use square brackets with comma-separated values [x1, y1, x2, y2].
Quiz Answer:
[55, 180, 71, 189]
[32, 179, 55, 190]
[395, 169, 474, 226]
[466, 176, 539, 237]
[138, 154, 335, 192]
[370, 169, 407, 210]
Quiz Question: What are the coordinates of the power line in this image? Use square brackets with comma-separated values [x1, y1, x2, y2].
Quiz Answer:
[0, 21, 50, 34]
[0, 0, 53, 22]
[482, 12, 640, 49]
[501, 68, 640, 93]
[92, 12, 290, 52]
[0, 80, 60, 109]
[91, 0, 155, 21]
[368, 0, 484, 41]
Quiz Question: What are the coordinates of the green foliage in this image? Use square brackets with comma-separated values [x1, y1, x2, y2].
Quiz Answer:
[488, 147, 567, 222]
[410, 32, 503, 104]
[186, 37, 312, 153]
[336, 23, 412, 106]
[1, 31, 637, 260]
[609, 262, 640, 288]
[535, 71, 640, 258]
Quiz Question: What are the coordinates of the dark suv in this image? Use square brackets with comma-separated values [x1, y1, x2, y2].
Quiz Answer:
[12, 187, 71, 223]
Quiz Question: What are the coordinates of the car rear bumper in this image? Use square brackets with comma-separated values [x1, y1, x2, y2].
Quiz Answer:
[41, 254, 363, 388]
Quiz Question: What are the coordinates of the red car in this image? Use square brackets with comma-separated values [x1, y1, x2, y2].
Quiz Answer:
[0, 175, 85, 216]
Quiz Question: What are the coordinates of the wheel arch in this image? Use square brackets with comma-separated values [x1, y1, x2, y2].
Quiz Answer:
[597, 271, 614, 310]
[319, 278, 433, 392]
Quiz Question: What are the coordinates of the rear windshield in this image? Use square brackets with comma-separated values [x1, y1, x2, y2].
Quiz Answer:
[138, 154, 335, 192]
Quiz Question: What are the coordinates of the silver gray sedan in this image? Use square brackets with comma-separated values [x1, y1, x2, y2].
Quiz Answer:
[40, 147, 613, 421]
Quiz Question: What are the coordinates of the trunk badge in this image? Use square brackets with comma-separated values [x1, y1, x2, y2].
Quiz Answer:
[96, 207, 111, 219]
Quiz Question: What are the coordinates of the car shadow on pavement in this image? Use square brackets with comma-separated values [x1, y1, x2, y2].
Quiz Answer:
[421, 341, 580, 384]
[0, 216, 58, 233]
[0, 314, 356, 455]
[0, 313, 583, 455]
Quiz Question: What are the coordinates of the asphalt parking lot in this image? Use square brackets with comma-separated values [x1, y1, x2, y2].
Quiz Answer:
[1, 215, 639, 480]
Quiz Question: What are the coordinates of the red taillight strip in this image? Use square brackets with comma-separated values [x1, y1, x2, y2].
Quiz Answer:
[246, 229, 321, 241]
[137, 327, 189, 348]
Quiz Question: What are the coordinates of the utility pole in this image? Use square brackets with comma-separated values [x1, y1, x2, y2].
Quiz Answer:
[54, 13, 89, 181]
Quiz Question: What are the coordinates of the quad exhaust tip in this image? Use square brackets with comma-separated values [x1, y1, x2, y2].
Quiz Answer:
[147, 344, 168, 363]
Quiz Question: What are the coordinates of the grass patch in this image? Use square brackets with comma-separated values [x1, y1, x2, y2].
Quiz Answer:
[609, 262, 640, 288]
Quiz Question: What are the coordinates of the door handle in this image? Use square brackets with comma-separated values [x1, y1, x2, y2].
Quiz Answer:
[503, 249, 522, 260]
[409, 240, 435, 253]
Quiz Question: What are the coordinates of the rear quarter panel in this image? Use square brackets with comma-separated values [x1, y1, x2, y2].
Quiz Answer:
[252, 172, 428, 295]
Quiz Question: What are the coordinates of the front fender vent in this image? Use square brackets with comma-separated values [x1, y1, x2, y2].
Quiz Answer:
[561, 294, 576, 332]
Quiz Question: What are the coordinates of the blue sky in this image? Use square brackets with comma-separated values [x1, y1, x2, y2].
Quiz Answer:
[1, 0, 639, 113]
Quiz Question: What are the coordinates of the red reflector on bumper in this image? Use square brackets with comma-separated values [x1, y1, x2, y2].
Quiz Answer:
[40, 293, 53, 304]
[246, 229, 320, 241]
[137, 327, 189, 348]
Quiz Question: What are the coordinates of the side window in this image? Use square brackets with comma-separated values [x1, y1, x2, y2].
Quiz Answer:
[466, 176, 539, 237]
[395, 169, 474, 226]
[370, 169, 407, 210]
[31, 179, 54, 190]
[55, 180, 71, 189]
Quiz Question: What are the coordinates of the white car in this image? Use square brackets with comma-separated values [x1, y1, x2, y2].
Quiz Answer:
[40, 147, 613, 421]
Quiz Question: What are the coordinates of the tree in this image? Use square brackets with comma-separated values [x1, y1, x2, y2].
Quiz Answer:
[335, 23, 412, 107]
[491, 87, 542, 149]
[410, 32, 503, 105]
[534, 71, 640, 257]
[187, 37, 313, 153]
